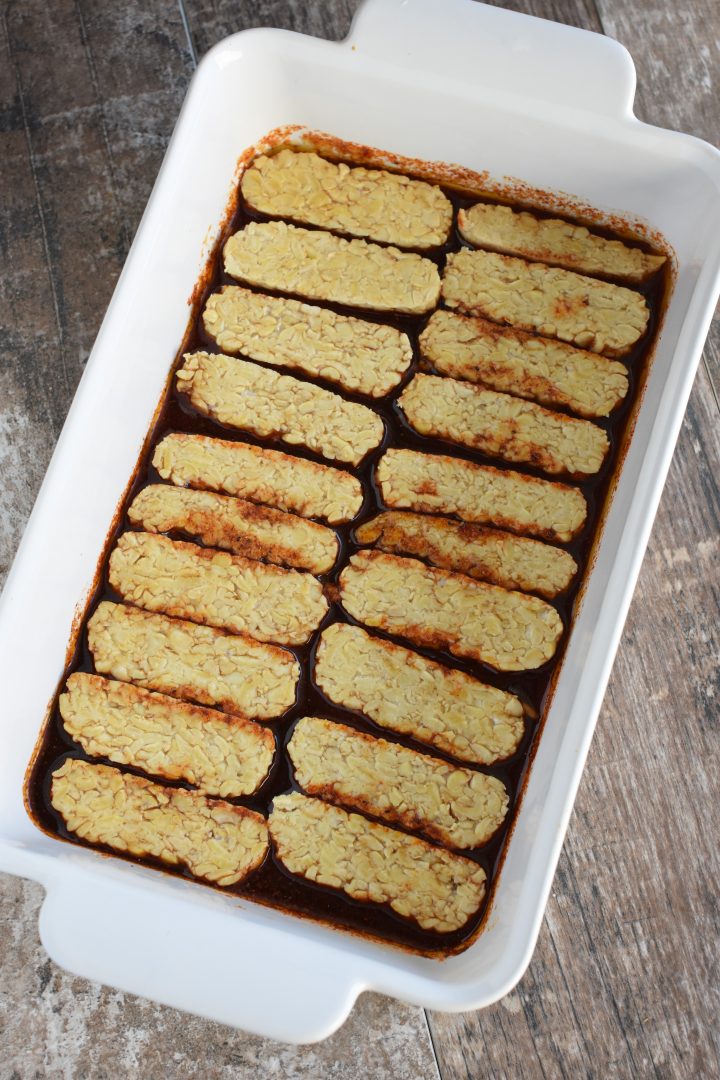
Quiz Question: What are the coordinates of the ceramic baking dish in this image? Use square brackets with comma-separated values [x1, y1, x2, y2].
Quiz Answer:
[1, 0, 719, 1043]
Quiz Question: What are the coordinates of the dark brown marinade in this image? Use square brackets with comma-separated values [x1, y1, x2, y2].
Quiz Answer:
[25, 154, 669, 957]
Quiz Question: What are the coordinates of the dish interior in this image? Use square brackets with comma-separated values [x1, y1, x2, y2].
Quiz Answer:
[25, 134, 669, 957]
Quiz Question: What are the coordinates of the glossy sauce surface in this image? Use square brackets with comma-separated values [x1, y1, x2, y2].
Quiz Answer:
[26, 155, 668, 956]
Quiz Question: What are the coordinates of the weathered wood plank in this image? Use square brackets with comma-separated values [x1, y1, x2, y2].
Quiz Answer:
[181, 0, 358, 56]
[595, 0, 720, 408]
[482, 0, 602, 30]
[423, 1, 720, 1077]
[0, 3, 441, 1076]
[428, 364, 720, 1078]
[0, 5, 76, 578]
[0, 0, 193, 579]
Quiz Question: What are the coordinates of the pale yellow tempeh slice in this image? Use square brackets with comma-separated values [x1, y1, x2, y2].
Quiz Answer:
[288, 716, 509, 850]
[153, 433, 362, 525]
[241, 149, 453, 249]
[268, 791, 486, 932]
[224, 221, 440, 315]
[339, 550, 563, 671]
[60, 673, 275, 798]
[176, 352, 383, 466]
[419, 310, 628, 418]
[458, 201, 666, 282]
[51, 758, 268, 886]
[355, 511, 577, 599]
[377, 448, 587, 543]
[108, 531, 327, 646]
[314, 624, 524, 765]
[88, 602, 298, 719]
[202, 286, 412, 398]
[399, 374, 609, 477]
[128, 484, 337, 575]
[442, 249, 649, 357]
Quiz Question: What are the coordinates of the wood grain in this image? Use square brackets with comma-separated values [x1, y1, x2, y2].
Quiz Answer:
[426, 2, 720, 1077]
[0, 1, 718, 1077]
[428, 364, 720, 1079]
[595, 0, 720, 403]
[180, 0, 357, 56]
[0, 0, 192, 580]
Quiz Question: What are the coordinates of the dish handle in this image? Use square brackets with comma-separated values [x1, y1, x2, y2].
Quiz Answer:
[36, 870, 365, 1042]
[347, 0, 637, 120]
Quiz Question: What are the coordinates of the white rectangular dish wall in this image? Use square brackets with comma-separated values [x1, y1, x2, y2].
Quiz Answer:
[1, 0, 719, 1043]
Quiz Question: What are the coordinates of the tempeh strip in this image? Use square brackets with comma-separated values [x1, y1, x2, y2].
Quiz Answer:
[288, 716, 509, 850]
[128, 485, 338, 575]
[202, 286, 412, 397]
[399, 373, 609, 477]
[339, 550, 563, 671]
[314, 624, 525, 766]
[88, 602, 298, 719]
[241, 149, 453, 249]
[458, 202, 666, 282]
[224, 221, 440, 315]
[176, 352, 383, 466]
[60, 673, 275, 798]
[442, 248, 649, 357]
[51, 758, 268, 886]
[153, 433, 362, 525]
[419, 310, 628, 418]
[377, 448, 587, 543]
[108, 531, 327, 646]
[269, 791, 486, 932]
[355, 511, 577, 598]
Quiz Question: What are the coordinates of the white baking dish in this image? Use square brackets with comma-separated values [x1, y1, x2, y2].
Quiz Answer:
[1, 0, 719, 1043]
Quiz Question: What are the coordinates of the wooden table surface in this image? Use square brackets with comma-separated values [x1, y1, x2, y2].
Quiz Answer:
[1, 2, 718, 1076]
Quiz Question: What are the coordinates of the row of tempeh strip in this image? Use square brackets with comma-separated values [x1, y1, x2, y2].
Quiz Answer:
[288, 716, 509, 850]
[175, 337, 613, 477]
[60, 669, 510, 849]
[108, 530, 327, 645]
[176, 338, 612, 476]
[51, 758, 486, 932]
[128, 484, 338, 574]
[150, 432, 584, 577]
[194, 150, 664, 482]
[221, 221, 647, 359]
[52, 623, 507, 930]
[51, 149, 665, 934]
[154, 433, 588, 540]
[398, 373, 609, 477]
[112, 441, 575, 662]
[419, 311, 628, 419]
[52, 597, 522, 929]
[203, 287, 628, 420]
[340, 550, 563, 671]
[228, 150, 662, 348]
[175, 351, 384, 466]
[85, 610, 525, 765]
[240, 150, 664, 284]
[207, 152, 661, 503]
[130, 480, 577, 598]
[100, 433, 584, 658]
[54, 599, 518, 931]
[355, 511, 576, 599]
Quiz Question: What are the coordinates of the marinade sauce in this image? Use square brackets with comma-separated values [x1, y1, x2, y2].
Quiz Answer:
[25, 148, 670, 957]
